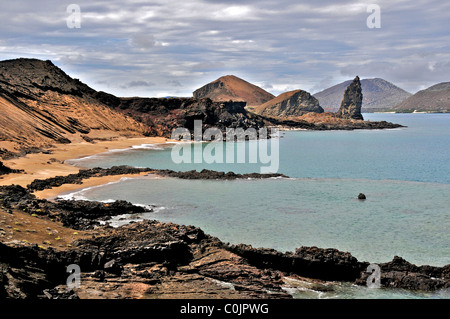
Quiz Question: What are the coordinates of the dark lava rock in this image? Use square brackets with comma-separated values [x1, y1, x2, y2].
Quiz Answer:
[0, 161, 23, 176]
[103, 259, 123, 275]
[358, 193, 366, 200]
[229, 244, 365, 282]
[157, 168, 288, 180]
[337, 76, 364, 120]
[2, 179, 449, 298]
[356, 256, 450, 291]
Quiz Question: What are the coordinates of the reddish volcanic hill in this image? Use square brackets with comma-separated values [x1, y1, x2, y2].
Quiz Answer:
[0, 58, 144, 157]
[193, 75, 275, 107]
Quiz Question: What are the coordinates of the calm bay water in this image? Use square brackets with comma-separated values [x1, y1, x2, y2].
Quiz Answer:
[65, 113, 450, 298]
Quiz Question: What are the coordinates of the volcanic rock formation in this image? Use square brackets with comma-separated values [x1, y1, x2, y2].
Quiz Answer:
[337, 76, 364, 120]
[253, 89, 324, 118]
[314, 78, 412, 112]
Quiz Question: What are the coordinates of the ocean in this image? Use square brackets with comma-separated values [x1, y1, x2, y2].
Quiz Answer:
[64, 113, 450, 299]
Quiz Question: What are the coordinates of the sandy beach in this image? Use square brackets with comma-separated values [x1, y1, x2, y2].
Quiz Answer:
[0, 136, 170, 198]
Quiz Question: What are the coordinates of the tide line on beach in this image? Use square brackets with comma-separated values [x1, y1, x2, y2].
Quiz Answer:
[0, 136, 172, 199]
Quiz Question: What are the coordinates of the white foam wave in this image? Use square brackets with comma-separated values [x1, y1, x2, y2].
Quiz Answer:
[131, 143, 165, 150]
[55, 177, 133, 201]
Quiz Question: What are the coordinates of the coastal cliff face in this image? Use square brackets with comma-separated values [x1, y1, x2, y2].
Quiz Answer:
[337, 76, 364, 120]
[193, 75, 275, 107]
[253, 89, 324, 117]
[0, 58, 144, 158]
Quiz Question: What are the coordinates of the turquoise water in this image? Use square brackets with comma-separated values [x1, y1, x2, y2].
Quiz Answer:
[65, 114, 450, 298]
[70, 113, 450, 184]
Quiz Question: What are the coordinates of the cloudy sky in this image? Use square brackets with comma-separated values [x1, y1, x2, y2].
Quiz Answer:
[0, 0, 449, 97]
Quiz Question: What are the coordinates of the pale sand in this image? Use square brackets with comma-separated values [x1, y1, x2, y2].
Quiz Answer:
[0, 136, 171, 199]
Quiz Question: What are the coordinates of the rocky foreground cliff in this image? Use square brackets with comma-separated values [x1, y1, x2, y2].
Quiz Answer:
[0, 167, 448, 299]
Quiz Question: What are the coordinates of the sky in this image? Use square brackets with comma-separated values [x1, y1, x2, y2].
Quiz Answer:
[0, 0, 449, 97]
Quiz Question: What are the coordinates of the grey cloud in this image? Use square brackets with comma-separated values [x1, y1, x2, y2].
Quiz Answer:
[0, 0, 449, 97]
[130, 34, 156, 50]
[167, 80, 182, 87]
[121, 80, 156, 89]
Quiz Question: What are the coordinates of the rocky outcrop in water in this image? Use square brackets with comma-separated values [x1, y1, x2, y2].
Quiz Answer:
[337, 76, 364, 120]
[27, 166, 154, 191]
[356, 256, 450, 291]
[229, 244, 364, 282]
[26, 166, 288, 192]
[156, 169, 287, 180]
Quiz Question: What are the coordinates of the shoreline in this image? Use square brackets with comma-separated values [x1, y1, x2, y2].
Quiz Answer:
[33, 172, 152, 200]
[0, 136, 171, 198]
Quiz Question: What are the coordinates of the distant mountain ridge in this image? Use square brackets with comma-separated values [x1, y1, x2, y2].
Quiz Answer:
[193, 75, 275, 107]
[394, 82, 450, 112]
[314, 78, 412, 112]
[253, 89, 324, 117]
